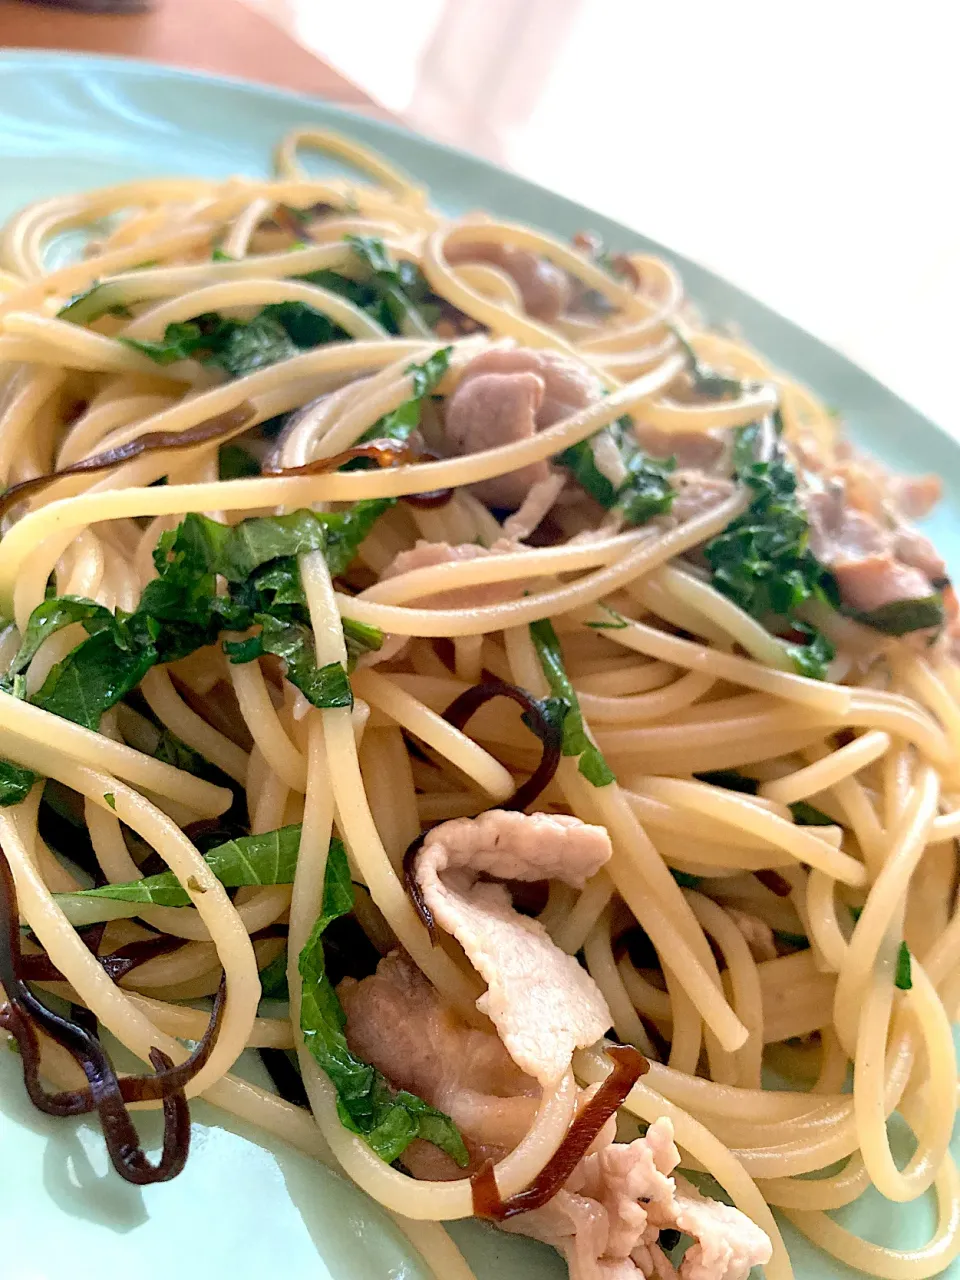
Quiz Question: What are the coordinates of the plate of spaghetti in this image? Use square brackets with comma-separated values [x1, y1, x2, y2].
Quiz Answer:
[0, 50, 958, 1280]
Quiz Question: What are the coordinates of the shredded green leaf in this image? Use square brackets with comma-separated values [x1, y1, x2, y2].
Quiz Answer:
[529, 618, 615, 786]
[61, 824, 304, 909]
[672, 329, 753, 402]
[121, 302, 350, 377]
[342, 235, 440, 334]
[0, 500, 393, 796]
[585, 605, 628, 630]
[558, 416, 675, 525]
[258, 950, 290, 1000]
[895, 941, 913, 990]
[0, 760, 33, 808]
[218, 444, 261, 480]
[342, 617, 385, 668]
[849, 595, 945, 637]
[670, 869, 702, 889]
[227, 620, 353, 711]
[299, 840, 469, 1166]
[704, 418, 836, 679]
[345, 347, 451, 466]
[58, 281, 133, 325]
[784, 623, 836, 682]
[789, 800, 834, 826]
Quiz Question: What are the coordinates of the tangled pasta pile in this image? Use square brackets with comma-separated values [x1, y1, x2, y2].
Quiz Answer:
[0, 128, 958, 1280]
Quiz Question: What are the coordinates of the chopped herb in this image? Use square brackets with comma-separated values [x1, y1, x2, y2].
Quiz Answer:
[218, 444, 261, 480]
[59, 824, 304, 911]
[258, 950, 289, 1000]
[407, 346, 451, 399]
[895, 941, 913, 990]
[228, 620, 354, 711]
[347, 347, 451, 464]
[342, 617, 385, 668]
[789, 800, 834, 826]
[5, 596, 120, 677]
[0, 500, 393, 794]
[670, 869, 702, 889]
[152, 730, 227, 787]
[0, 760, 33, 808]
[672, 329, 752, 402]
[529, 619, 615, 787]
[338, 235, 439, 334]
[32, 630, 157, 731]
[121, 301, 349, 377]
[784, 623, 835, 682]
[58, 281, 133, 325]
[299, 840, 468, 1166]
[848, 595, 945, 637]
[103, 793, 116, 811]
[704, 417, 837, 679]
[558, 416, 675, 526]
[585, 605, 628, 630]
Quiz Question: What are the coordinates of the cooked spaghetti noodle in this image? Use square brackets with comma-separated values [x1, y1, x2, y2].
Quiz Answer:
[0, 127, 957, 1280]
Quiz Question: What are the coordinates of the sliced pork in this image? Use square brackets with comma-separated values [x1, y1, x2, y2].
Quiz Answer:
[669, 473, 736, 525]
[633, 424, 728, 473]
[503, 1115, 772, 1280]
[381, 537, 524, 608]
[341, 950, 772, 1279]
[339, 949, 539, 1179]
[413, 810, 613, 1085]
[447, 241, 572, 322]
[444, 347, 603, 508]
[804, 486, 946, 618]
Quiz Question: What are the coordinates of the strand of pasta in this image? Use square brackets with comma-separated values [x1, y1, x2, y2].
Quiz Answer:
[0, 690, 231, 816]
[140, 666, 249, 784]
[339, 492, 745, 638]
[0, 767, 258, 1096]
[628, 776, 864, 886]
[503, 623, 748, 1058]
[352, 668, 514, 801]
[783, 1099, 960, 1280]
[687, 892, 764, 1088]
[299, 548, 481, 1014]
[589, 606, 852, 713]
[759, 731, 891, 807]
[582, 906, 656, 1055]
[0, 350, 685, 615]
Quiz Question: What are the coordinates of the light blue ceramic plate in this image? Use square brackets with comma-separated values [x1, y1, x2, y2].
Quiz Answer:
[0, 49, 956, 1280]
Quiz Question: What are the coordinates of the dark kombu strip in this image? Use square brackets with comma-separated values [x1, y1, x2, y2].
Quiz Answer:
[264, 435, 454, 508]
[471, 1045, 649, 1219]
[403, 678, 564, 940]
[0, 844, 225, 1184]
[0, 405, 255, 520]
